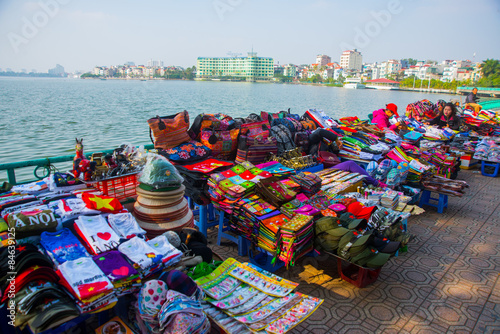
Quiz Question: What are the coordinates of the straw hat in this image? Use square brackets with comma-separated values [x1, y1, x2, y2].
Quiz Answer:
[136, 184, 185, 199]
[136, 210, 194, 231]
[134, 198, 189, 217]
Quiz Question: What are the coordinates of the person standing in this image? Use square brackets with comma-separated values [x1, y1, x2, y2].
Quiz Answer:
[465, 87, 482, 115]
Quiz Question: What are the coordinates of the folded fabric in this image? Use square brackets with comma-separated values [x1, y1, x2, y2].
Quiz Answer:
[58, 257, 113, 301]
[81, 193, 123, 213]
[107, 212, 146, 239]
[74, 215, 121, 255]
[40, 228, 90, 265]
[6, 209, 58, 238]
[146, 236, 182, 266]
[118, 236, 163, 270]
[92, 250, 139, 283]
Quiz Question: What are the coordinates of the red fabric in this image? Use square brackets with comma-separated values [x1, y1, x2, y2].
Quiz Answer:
[181, 159, 233, 173]
[81, 193, 123, 213]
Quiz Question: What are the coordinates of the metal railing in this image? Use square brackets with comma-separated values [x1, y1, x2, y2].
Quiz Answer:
[0, 144, 154, 185]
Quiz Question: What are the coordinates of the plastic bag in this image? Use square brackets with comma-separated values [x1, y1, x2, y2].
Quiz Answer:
[138, 153, 184, 189]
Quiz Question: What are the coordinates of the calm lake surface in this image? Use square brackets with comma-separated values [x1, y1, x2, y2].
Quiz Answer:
[0, 77, 458, 182]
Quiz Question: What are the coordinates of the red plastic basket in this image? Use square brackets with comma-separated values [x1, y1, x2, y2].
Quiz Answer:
[92, 174, 138, 200]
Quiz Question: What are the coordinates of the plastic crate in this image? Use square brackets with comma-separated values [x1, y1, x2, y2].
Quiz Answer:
[92, 174, 138, 200]
[337, 257, 381, 288]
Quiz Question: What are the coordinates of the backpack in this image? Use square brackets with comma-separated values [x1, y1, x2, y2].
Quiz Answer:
[270, 124, 296, 156]
[294, 131, 311, 151]
[189, 114, 239, 160]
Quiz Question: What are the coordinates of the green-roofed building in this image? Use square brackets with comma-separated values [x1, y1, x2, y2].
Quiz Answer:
[196, 52, 274, 81]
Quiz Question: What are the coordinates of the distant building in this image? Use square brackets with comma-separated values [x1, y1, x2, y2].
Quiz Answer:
[340, 49, 362, 72]
[48, 64, 65, 76]
[125, 61, 135, 66]
[283, 64, 298, 77]
[274, 64, 284, 76]
[400, 59, 409, 69]
[316, 55, 331, 67]
[196, 52, 274, 81]
[147, 59, 164, 67]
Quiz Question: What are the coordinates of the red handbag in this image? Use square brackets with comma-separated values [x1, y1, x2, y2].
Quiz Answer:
[317, 151, 341, 168]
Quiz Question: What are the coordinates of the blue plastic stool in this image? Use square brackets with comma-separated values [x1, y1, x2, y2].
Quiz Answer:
[419, 190, 448, 214]
[481, 161, 500, 177]
[189, 198, 218, 238]
[216, 210, 247, 256]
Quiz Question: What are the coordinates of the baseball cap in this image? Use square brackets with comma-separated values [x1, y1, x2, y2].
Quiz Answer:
[386, 103, 399, 117]
[372, 235, 401, 254]
[352, 246, 391, 268]
[338, 212, 368, 230]
[315, 216, 340, 234]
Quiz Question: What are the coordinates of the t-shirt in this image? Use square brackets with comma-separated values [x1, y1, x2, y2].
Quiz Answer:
[92, 250, 138, 282]
[74, 215, 120, 255]
[57, 198, 99, 219]
[118, 237, 163, 270]
[58, 257, 113, 300]
[6, 209, 58, 238]
[146, 236, 182, 266]
[107, 213, 146, 239]
[40, 228, 89, 265]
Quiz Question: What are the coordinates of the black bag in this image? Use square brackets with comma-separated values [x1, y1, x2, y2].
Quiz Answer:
[270, 124, 296, 156]
[294, 131, 310, 151]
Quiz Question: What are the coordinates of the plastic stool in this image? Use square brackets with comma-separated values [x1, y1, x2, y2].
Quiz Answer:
[481, 161, 500, 177]
[216, 210, 247, 256]
[419, 190, 448, 214]
[192, 202, 218, 238]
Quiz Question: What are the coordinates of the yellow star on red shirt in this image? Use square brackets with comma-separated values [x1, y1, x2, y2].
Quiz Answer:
[88, 196, 115, 211]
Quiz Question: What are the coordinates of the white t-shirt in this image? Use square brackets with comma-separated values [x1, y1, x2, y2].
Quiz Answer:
[118, 236, 163, 270]
[107, 212, 146, 239]
[74, 215, 120, 255]
[146, 236, 182, 266]
[59, 257, 113, 300]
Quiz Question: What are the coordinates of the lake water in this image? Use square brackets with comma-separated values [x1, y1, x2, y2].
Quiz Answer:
[0, 77, 458, 182]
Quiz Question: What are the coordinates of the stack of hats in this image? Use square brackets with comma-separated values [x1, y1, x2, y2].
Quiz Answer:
[0, 244, 81, 333]
[133, 155, 194, 237]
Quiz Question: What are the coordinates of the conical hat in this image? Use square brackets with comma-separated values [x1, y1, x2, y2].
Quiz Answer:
[133, 198, 188, 215]
[135, 195, 185, 209]
[142, 217, 195, 237]
[136, 210, 194, 231]
[136, 184, 185, 199]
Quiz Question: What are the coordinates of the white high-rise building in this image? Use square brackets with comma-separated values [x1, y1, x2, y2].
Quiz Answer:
[147, 59, 164, 67]
[340, 49, 362, 72]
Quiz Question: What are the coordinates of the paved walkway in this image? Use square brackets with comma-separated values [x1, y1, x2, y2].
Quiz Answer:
[207, 169, 500, 334]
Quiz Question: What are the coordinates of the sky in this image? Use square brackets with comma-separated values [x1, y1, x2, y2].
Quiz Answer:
[0, 0, 499, 73]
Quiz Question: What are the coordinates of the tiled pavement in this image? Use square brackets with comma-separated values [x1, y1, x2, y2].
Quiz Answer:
[207, 169, 500, 334]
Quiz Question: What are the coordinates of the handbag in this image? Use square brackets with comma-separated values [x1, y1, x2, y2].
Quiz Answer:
[317, 150, 341, 168]
[200, 127, 239, 160]
[148, 111, 191, 150]
[256, 176, 296, 207]
[235, 136, 277, 165]
[240, 120, 270, 145]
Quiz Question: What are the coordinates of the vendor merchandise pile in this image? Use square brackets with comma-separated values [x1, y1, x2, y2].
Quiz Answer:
[133, 154, 195, 235]
[0, 170, 184, 333]
[196, 258, 323, 334]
